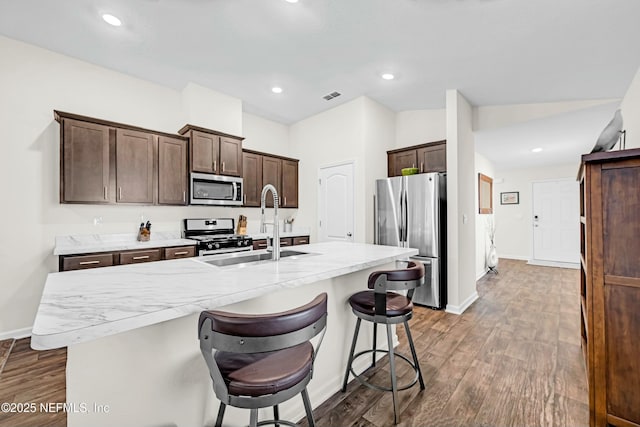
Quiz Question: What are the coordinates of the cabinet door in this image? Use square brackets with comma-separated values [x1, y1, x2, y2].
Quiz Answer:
[279, 237, 293, 247]
[219, 136, 242, 177]
[281, 159, 298, 208]
[119, 248, 162, 265]
[191, 130, 217, 174]
[253, 239, 268, 250]
[116, 129, 155, 204]
[242, 152, 262, 207]
[62, 119, 111, 203]
[60, 253, 114, 271]
[293, 236, 309, 245]
[262, 156, 282, 208]
[164, 246, 196, 259]
[388, 150, 417, 177]
[418, 144, 446, 173]
[158, 136, 188, 205]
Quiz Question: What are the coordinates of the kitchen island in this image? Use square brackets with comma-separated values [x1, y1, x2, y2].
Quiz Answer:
[32, 242, 417, 427]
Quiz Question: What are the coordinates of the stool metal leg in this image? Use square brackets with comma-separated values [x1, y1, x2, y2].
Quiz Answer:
[214, 402, 226, 427]
[273, 405, 279, 427]
[372, 322, 377, 367]
[301, 387, 315, 427]
[404, 320, 425, 390]
[386, 324, 399, 424]
[342, 317, 362, 392]
[249, 408, 258, 427]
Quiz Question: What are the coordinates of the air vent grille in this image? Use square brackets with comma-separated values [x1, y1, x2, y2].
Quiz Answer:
[323, 91, 342, 101]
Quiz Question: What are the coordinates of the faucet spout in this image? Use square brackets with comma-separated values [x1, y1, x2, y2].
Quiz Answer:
[259, 184, 280, 261]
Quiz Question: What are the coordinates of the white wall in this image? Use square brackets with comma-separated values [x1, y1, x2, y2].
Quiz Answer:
[0, 36, 292, 335]
[493, 163, 578, 260]
[620, 66, 640, 149]
[474, 153, 495, 280]
[445, 90, 477, 313]
[395, 109, 446, 148]
[242, 112, 290, 154]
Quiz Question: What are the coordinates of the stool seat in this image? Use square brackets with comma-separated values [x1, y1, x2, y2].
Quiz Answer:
[216, 342, 313, 397]
[349, 291, 413, 317]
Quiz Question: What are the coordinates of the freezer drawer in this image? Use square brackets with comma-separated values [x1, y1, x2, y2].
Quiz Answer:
[398, 256, 442, 309]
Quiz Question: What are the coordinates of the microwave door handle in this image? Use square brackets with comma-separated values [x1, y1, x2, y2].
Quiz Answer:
[232, 182, 238, 202]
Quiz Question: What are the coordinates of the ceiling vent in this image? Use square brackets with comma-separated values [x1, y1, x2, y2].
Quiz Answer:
[323, 91, 341, 101]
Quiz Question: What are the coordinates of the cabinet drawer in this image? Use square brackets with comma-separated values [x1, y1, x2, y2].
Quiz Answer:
[293, 236, 310, 245]
[253, 239, 268, 250]
[119, 249, 162, 265]
[61, 253, 114, 271]
[164, 246, 196, 260]
[279, 237, 293, 247]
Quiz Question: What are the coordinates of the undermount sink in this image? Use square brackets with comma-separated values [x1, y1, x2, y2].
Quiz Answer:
[204, 250, 315, 267]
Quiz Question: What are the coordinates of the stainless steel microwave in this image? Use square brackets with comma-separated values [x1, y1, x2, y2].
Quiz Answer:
[190, 173, 243, 206]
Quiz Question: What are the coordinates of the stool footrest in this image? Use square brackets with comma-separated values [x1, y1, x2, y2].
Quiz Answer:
[349, 349, 419, 392]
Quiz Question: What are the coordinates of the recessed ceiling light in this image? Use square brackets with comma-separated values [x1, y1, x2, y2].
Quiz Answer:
[272, 87, 283, 94]
[381, 73, 395, 80]
[531, 147, 543, 153]
[102, 14, 122, 26]
[285, 0, 299, 3]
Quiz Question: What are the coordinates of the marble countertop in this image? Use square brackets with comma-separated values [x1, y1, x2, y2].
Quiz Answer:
[54, 228, 311, 255]
[32, 242, 417, 350]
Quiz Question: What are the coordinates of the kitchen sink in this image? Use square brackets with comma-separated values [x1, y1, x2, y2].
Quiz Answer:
[204, 250, 315, 267]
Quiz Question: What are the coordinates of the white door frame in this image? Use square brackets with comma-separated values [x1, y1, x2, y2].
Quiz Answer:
[317, 160, 356, 242]
[528, 177, 580, 269]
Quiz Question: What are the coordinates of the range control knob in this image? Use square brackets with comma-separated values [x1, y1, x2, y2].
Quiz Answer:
[237, 241, 243, 247]
[214, 242, 221, 250]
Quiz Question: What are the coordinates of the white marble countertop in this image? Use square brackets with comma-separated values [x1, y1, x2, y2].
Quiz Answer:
[54, 232, 198, 256]
[54, 229, 311, 255]
[32, 242, 417, 350]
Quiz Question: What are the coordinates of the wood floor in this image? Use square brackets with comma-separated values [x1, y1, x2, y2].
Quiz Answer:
[0, 259, 586, 427]
[303, 259, 588, 427]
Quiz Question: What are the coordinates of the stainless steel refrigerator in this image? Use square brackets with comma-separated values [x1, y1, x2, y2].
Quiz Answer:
[375, 173, 447, 309]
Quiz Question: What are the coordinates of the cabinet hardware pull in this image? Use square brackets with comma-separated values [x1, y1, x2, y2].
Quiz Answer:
[79, 260, 100, 265]
[133, 256, 150, 260]
[119, 187, 122, 200]
[299, 240, 308, 243]
[183, 191, 186, 203]
[421, 162, 424, 173]
[412, 163, 415, 168]
[284, 196, 287, 206]
[213, 160, 217, 172]
[174, 251, 189, 255]
[222, 162, 225, 172]
[104, 186, 107, 200]
[244, 194, 246, 204]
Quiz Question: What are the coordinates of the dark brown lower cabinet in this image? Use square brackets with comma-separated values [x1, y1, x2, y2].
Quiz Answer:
[59, 245, 196, 272]
[252, 236, 309, 251]
[293, 236, 309, 245]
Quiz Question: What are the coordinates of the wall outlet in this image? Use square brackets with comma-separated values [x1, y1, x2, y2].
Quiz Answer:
[93, 216, 103, 226]
[462, 214, 468, 224]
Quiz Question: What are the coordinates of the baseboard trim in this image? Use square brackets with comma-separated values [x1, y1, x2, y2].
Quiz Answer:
[445, 291, 479, 315]
[0, 327, 32, 341]
[498, 254, 529, 261]
[476, 268, 488, 281]
[527, 259, 579, 270]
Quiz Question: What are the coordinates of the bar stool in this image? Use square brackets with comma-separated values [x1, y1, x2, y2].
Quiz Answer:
[341, 262, 425, 424]
[198, 293, 328, 427]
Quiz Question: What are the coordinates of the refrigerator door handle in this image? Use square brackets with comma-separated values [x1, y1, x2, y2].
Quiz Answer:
[399, 186, 405, 245]
[373, 195, 377, 244]
[403, 188, 409, 244]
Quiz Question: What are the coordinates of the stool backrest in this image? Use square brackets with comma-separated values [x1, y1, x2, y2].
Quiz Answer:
[367, 261, 425, 316]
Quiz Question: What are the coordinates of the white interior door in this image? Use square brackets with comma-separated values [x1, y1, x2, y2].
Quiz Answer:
[318, 162, 355, 242]
[532, 179, 579, 263]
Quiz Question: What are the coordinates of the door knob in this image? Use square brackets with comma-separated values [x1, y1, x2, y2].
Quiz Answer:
[347, 232, 352, 237]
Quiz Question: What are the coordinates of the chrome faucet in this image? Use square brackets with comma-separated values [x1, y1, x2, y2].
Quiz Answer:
[259, 184, 280, 261]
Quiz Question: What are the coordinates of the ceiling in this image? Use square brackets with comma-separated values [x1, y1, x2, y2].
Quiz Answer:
[1, 0, 639, 126]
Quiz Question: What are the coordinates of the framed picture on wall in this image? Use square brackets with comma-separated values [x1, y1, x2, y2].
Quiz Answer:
[500, 192, 519, 205]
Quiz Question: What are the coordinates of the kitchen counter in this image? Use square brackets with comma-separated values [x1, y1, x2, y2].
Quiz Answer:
[53, 231, 197, 255]
[32, 242, 416, 350]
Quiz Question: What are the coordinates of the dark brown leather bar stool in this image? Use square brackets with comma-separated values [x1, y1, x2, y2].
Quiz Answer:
[341, 262, 425, 424]
[199, 293, 328, 427]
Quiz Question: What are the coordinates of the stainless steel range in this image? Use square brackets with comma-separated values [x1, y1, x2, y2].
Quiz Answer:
[183, 218, 253, 256]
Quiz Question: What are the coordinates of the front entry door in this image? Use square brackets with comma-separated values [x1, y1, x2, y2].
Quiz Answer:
[532, 179, 579, 263]
[318, 162, 355, 242]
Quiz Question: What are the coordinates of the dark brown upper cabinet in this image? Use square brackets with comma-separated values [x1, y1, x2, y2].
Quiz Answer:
[281, 159, 299, 208]
[61, 118, 112, 203]
[56, 111, 188, 206]
[178, 124, 244, 177]
[387, 140, 446, 177]
[116, 129, 155, 204]
[158, 136, 188, 205]
[242, 151, 263, 207]
[242, 149, 299, 209]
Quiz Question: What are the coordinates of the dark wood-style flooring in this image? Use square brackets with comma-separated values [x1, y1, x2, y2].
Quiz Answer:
[304, 259, 588, 427]
[0, 259, 586, 427]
